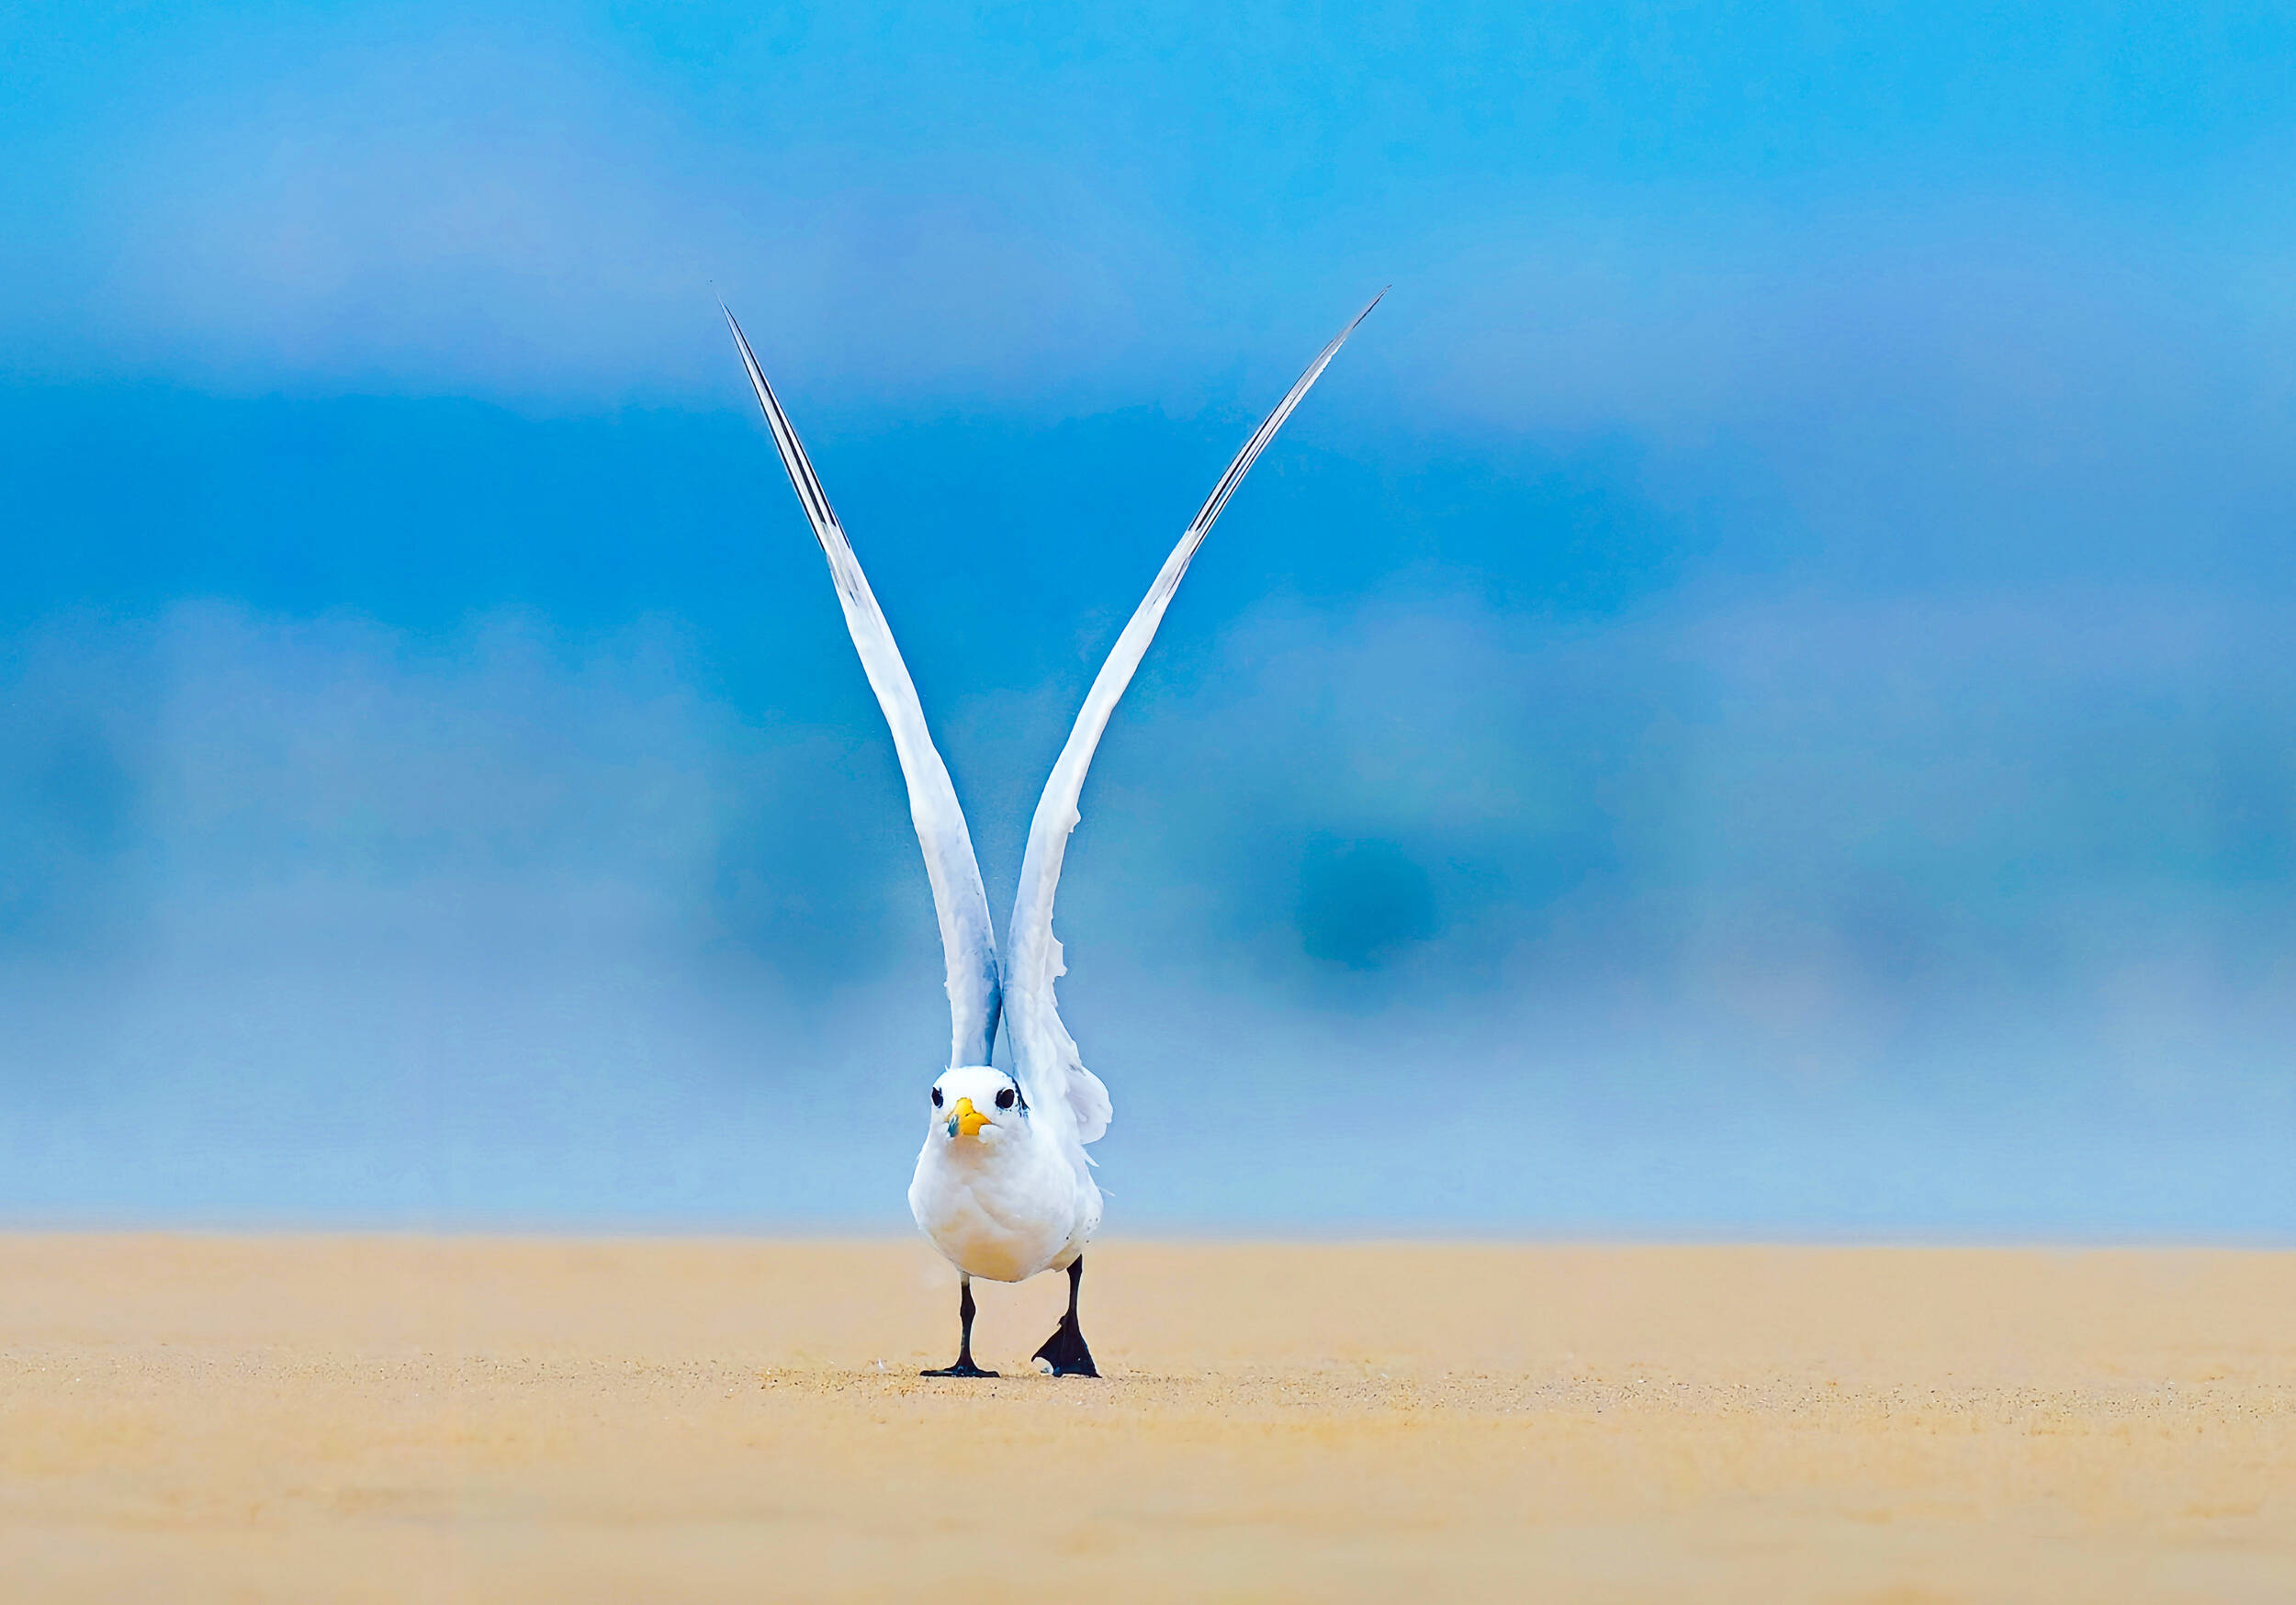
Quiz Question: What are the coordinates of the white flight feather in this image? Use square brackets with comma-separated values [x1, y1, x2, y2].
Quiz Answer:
[1004, 291, 1386, 1144]
[724, 305, 1003, 1071]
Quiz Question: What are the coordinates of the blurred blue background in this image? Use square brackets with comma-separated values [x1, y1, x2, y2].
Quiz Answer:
[2, 1, 2290, 1234]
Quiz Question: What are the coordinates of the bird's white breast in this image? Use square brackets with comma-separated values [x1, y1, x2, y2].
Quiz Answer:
[908, 1119, 1100, 1284]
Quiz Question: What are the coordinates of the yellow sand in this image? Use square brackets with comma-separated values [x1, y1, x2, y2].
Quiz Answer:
[1, 1235, 2289, 1601]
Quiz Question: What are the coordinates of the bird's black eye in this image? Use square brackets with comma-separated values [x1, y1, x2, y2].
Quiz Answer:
[930, 1087, 944, 1107]
[995, 1087, 1016, 1110]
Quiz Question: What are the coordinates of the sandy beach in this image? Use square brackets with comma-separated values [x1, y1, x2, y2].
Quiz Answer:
[0, 1235, 2289, 1601]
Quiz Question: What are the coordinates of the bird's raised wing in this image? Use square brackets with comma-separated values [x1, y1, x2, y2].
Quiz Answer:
[1004, 292, 1384, 1142]
[725, 306, 1002, 1069]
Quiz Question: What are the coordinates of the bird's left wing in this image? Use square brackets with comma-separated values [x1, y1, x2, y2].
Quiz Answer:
[1002, 292, 1384, 1142]
[725, 306, 1003, 1070]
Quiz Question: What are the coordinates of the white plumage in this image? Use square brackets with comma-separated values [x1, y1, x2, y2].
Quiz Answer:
[725, 293, 1380, 1375]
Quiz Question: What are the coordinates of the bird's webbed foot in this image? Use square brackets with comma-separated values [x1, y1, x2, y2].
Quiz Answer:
[1031, 1257, 1099, 1377]
[1030, 1316, 1098, 1377]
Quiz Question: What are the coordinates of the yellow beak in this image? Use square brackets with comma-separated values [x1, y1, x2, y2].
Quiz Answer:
[951, 1096, 992, 1139]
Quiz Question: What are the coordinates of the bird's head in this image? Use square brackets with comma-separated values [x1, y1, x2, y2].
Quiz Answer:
[929, 1066, 1022, 1146]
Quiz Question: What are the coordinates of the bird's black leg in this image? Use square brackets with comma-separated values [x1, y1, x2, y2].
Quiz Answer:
[1030, 1256, 1099, 1378]
[922, 1274, 997, 1377]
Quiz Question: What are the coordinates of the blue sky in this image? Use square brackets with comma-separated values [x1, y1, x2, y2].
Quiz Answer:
[2, 1, 2291, 1233]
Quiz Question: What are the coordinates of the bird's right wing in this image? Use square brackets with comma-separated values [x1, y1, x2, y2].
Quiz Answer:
[725, 306, 1002, 1070]
[1002, 292, 1384, 1142]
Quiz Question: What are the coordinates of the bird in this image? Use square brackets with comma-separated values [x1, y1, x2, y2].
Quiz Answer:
[724, 292, 1381, 1377]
